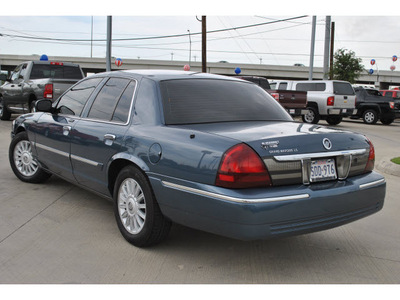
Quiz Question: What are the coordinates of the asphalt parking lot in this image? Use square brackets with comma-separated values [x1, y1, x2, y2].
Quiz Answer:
[0, 117, 399, 284]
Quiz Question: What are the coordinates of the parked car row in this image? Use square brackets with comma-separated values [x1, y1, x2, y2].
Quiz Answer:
[268, 79, 400, 126]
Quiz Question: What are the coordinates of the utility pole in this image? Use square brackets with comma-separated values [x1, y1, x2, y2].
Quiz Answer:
[202, 16, 207, 73]
[308, 16, 316, 80]
[106, 16, 112, 72]
[323, 16, 331, 80]
[188, 30, 192, 66]
[329, 22, 335, 79]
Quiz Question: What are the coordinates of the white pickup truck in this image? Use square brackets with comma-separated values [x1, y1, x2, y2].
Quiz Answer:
[270, 80, 356, 125]
[0, 60, 84, 120]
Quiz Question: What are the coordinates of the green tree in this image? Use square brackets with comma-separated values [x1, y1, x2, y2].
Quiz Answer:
[332, 48, 364, 83]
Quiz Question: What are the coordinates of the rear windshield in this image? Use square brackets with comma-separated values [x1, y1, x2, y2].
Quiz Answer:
[30, 64, 83, 80]
[333, 82, 355, 95]
[160, 79, 291, 125]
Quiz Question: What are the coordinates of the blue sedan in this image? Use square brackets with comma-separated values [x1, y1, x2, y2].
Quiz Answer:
[9, 70, 386, 247]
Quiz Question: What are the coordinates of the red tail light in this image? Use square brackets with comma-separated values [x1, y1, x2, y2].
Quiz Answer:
[270, 93, 280, 101]
[364, 137, 375, 172]
[216, 143, 272, 189]
[389, 102, 395, 109]
[50, 62, 64, 66]
[44, 84, 53, 99]
[327, 96, 335, 106]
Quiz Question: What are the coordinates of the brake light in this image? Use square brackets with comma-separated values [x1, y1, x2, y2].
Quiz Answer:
[389, 102, 395, 109]
[270, 93, 280, 101]
[364, 137, 375, 173]
[215, 143, 272, 189]
[50, 62, 64, 66]
[44, 84, 53, 99]
[327, 96, 335, 106]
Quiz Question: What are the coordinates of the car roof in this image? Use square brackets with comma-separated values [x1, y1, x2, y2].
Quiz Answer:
[88, 69, 245, 82]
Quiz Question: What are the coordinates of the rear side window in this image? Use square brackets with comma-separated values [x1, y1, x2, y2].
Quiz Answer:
[279, 82, 288, 90]
[296, 82, 326, 92]
[87, 77, 134, 122]
[333, 82, 355, 95]
[112, 81, 136, 123]
[160, 79, 291, 125]
[30, 64, 83, 79]
[88, 78, 129, 121]
[57, 77, 102, 116]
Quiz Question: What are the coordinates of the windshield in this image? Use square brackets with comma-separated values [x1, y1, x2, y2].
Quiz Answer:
[160, 79, 292, 125]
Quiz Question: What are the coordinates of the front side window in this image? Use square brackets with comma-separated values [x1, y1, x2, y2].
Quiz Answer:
[160, 79, 291, 125]
[10, 65, 22, 82]
[56, 77, 103, 116]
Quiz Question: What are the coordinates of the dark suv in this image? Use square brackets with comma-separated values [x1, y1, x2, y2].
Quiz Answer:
[352, 87, 400, 125]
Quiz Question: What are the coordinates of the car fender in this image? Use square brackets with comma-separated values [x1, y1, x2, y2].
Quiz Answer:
[357, 103, 381, 114]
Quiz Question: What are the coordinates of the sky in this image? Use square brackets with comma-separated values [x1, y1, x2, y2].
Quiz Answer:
[0, 1, 400, 72]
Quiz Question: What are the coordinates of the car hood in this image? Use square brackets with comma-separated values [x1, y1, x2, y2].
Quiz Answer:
[174, 121, 369, 158]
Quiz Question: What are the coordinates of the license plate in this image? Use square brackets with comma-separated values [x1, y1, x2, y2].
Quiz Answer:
[310, 159, 337, 182]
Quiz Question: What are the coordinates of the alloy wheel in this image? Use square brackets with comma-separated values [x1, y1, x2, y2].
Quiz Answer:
[117, 178, 147, 234]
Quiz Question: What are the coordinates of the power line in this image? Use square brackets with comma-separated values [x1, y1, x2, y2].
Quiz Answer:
[0, 15, 308, 42]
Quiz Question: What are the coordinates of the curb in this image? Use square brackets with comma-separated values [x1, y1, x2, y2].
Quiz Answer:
[376, 157, 400, 177]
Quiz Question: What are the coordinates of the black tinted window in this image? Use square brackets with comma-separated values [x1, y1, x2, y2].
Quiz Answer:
[160, 79, 291, 125]
[112, 81, 136, 123]
[333, 82, 355, 95]
[296, 82, 326, 91]
[30, 64, 83, 79]
[280, 82, 288, 90]
[57, 77, 102, 116]
[88, 78, 130, 121]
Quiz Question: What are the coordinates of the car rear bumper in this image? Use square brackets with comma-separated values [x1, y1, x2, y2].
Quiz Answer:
[149, 171, 385, 241]
[328, 108, 356, 116]
[286, 108, 308, 116]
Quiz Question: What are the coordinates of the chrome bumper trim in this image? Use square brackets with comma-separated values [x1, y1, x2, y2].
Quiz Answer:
[161, 181, 310, 204]
[359, 179, 386, 190]
[274, 149, 366, 161]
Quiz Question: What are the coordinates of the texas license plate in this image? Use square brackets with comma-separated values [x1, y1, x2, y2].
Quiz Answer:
[310, 159, 337, 182]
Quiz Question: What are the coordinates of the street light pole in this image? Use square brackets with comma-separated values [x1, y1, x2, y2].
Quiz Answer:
[106, 16, 112, 72]
[188, 30, 192, 66]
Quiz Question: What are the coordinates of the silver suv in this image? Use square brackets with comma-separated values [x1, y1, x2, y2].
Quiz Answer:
[291, 80, 357, 125]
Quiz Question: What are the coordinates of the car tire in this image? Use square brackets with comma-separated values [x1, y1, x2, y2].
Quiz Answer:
[362, 109, 378, 124]
[0, 96, 12, 121]
[113, 165, 171, 247]
[9, 131, 52, 183]
[326, 116, 343, 125]
[380, 117, 394, 125]
[302, 107, 320, 124]
[29, 100, 37, 113]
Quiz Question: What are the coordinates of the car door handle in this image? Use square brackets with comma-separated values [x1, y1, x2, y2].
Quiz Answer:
[104, 134, 116, 141]
[63, 126, 72, 136]
[104, 134, 116, 146]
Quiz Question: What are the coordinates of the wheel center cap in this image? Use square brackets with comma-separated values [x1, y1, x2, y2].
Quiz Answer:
[127, 197, 138, 215]
[22, 152, 31, 165]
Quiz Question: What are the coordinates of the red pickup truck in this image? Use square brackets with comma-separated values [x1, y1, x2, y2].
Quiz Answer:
[380, 89, 400, 99]
[237, 76, 308, 117]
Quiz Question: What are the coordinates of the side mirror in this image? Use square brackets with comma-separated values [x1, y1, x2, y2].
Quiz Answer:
[35, 99, 53, 113]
